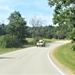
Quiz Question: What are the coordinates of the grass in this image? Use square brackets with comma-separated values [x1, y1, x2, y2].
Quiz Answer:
[0, 38, 57, 55]
[26, 38, 57, 46]
[26, 38, 57, 43]
[0, 38, 34, 55]
[0, 44, 33, 55]
[0, 48, 21, 55]
[0, 45, 34, 55]
[26, 38, 34, 43]
[43, 38, 57, 43]
[53, 42, 75, 73]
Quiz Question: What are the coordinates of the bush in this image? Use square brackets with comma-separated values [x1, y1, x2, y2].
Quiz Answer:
[0, 34, 22, 48]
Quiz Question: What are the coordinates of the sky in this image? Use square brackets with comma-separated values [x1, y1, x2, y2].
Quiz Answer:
[0, 0, 54, 26]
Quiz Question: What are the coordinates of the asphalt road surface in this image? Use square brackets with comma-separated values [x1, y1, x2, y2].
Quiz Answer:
[0, 41, 70, 75]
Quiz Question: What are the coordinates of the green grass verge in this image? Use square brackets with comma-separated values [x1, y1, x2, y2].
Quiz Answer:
[26, 38, 34, 42]
[0, 44, 33, 55]
[53, 42, 75, 73]
[26, 38, 57, 43]
[0, 38, 33, 55]
[0, 38, 56, 55]
[0, 48, 21, 55]
[43, 38, 57, 43]
[0, 43, 34, 55]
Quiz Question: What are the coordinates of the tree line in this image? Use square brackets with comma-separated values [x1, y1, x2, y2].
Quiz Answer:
[27, 24, 71, 40]
[0, 0, 75, 48]
[0, 20, 71, 48]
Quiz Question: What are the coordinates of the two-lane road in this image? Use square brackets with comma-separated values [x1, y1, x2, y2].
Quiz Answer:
[0, 41, 70, 74]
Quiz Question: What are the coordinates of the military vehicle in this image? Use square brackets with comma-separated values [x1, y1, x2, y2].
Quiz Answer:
[36, 40, 45, 47]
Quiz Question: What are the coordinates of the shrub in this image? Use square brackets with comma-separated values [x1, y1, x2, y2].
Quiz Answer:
[0, 34, 22, 48]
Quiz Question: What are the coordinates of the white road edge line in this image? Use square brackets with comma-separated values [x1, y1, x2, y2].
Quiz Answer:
[48, 50, 66, 75]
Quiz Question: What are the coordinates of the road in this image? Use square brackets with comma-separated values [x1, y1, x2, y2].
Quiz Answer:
[0, 40, 70, 75]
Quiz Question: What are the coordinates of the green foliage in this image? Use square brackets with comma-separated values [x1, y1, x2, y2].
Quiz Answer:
[27, 25, 55, 39]
[54, 25, 70, 39]
[27, 25, 71, 40]
[30, 17, 44, 39]
[43, 25, 55, 39]
[0, 11, 29, 48]
[48, 0, 75, 41]
[7, 11, 27, 44]
[0, 23, 6, 35]
[26, 38, 34, 45]
[0, 34, 22, 48]
[33, 37, 40, 45]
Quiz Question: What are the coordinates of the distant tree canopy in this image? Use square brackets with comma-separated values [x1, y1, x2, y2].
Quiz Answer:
[27, 25, 55, 39]
[48, 0, 75, 41]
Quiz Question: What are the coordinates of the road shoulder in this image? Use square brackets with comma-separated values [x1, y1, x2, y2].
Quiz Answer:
[49, 47, 74, 75]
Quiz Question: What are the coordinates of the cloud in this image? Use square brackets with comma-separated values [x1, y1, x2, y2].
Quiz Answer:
[0, 0, 14, 12]
[0, 0, 54, 25]
[0, 5, 13, 12]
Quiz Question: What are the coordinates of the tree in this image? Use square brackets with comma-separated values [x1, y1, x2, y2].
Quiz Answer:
[26, 25, 55, 39]
[48, 0, 75, 40]
[0, 23, 6, 35]
[42, 25, 55, 39]
[54, 25, 70, 39]
[0, 34, 21, 48]
[7, 11, 27, 44]
[30, 17, 44, 44]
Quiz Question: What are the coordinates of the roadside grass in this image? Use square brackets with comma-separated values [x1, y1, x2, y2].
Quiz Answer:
[0, 44, 33, 55]
[26, 38, 34, 43]
[0, 38, 57, 55]
[53, 42, 75, 73]
[26, 38, 57, 43]
[43, 38, 57, 43]
[0, 48, 21, 55]
[26, 38, 57, 45]
[0, 38, 34, 55]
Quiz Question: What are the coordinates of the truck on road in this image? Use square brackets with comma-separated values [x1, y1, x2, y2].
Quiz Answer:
[36, 40, 45, 47]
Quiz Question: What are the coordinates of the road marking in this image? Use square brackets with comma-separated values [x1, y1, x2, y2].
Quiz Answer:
[13, 54, 28, 62]
[48, 50, 66, 75]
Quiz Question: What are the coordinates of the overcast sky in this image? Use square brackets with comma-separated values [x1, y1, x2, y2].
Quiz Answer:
[0, 0, 54, 26]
